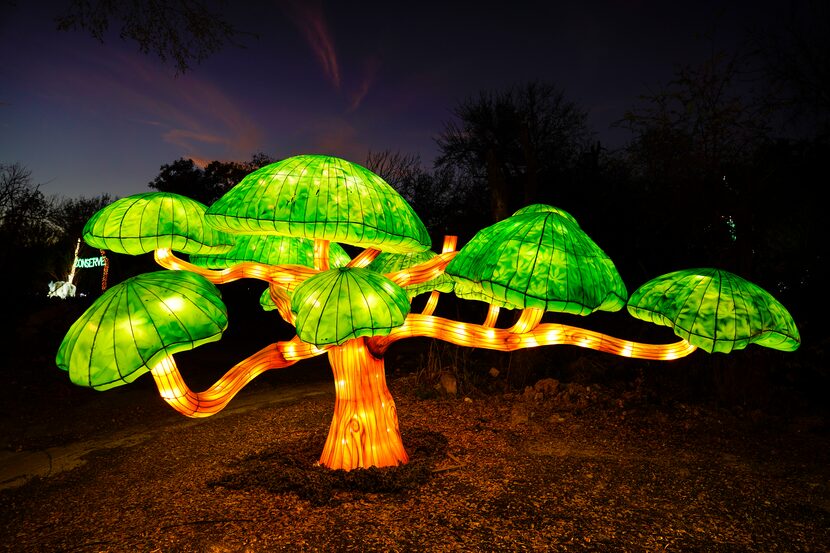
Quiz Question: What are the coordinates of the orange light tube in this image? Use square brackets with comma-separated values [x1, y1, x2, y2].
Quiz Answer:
[483, 305, 500, 328]
[347, 247, 381, 268]
[154, 248, 317, 289]
[385, 251, 457, 288]
[371, 314, 697, 360]
[421, 289, 441, 316]
[149, 337, 328, 417]
[314, 239, 330, 271]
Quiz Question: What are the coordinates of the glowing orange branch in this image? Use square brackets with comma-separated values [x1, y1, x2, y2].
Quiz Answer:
[510, 308, 544, 333]
[347, 248, 381, 268]
[149, 337, 328, 417]
[483, 304, 501, 328]
[372, 314, 696, 360]
[269, 284, 295, 325]
[314, 239, 330, 271]
[441, 235, 458, 253]
[386, 251, 457, 288]
[154, 248, 317, 290]
[421, 290, 441, 316]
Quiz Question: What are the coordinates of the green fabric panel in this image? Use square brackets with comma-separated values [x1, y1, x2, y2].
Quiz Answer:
[446, 211, 627, 315]
[291, 267, 410, 346]
[367, 251, 454, 298]
[189, 234, 351, 269]
[627, 268, 801, 353]
[512, 204, 579, 226]
[56, 271, 227, 390]
[260, 287, 278, 311]
[204, 155, 431, 254]
[452, 279, 520, 309]
[83, 193, 234, 255]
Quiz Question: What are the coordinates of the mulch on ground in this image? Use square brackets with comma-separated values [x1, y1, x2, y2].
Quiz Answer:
[1, 370, 828, 552]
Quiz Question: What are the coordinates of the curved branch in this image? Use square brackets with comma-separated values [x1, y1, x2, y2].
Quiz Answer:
[483, 305, 500, 327]
[509, 308, 544, 333]
[314, 239, 330, 271]
[385, 251, 457, 287]
[371, 314, 697, 360]
[149, 337, 328, 417]
[347, 248, 381, 268]
[268, 283, 295, 325]
[421, 289, 441, 316]
[154, 248, 317, 289]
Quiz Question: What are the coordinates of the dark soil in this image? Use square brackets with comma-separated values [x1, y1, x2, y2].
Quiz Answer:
[1, 297, 828, 552]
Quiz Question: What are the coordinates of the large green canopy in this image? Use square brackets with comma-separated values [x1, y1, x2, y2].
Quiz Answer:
[83, 192, 233, 255]
[205, 154, 431, 254]
[291, 267, 410, 346]
[627, 268, 800, 353]
[367, 251, 454, 299]
[189, 234, 351, 269]
[512, 204, 579, 226]
[446, 210, 627, 315]
[56, 271, 227, 390]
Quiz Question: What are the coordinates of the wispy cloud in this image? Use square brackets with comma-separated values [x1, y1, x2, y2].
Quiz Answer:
[286, 1, 341, 89]
[35, 49, 264, 163]
[348, 57, 380, 112]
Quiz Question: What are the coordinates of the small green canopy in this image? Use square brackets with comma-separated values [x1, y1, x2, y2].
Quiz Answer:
[56, 271, 227, 390]
[512, 204, 579, 226]
[205, 154, 431, 254]
[189, 234, 351, 269]
[627, 268, 801, 353]
[368, 251, 454, 299]
[83, 192, 233, 255]
[446, 210, 627, 315]
[260, 287, 278, 311]
[291, 267, 410, 346]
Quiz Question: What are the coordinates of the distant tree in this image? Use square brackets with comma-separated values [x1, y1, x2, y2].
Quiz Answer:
[55, 0, 252, 74]
[750, 0, 830, 137]
[616, 46, 773, 276]
[149, 152, 274, 205]
[365, 150, 483, 243]
[436, 81, 591, 223]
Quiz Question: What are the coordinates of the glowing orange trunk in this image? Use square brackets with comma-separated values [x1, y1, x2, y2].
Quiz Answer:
[319, 337, 409, 470]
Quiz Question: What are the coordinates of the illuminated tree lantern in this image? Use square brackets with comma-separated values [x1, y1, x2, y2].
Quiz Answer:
[57, 155, 801, 474]
[627, 268, 800, 353]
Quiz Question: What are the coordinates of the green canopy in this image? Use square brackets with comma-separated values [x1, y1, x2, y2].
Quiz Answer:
[56, 271, 227, 390]
[260, 287, 278, 311]
[512, 204, 579, 226]
[189, 234, 351, 269]
[205, 154, 431, 254]
[627, 268, 800, 353]
[368, 251, 454, 298]
[83, 192, 233, 255]
[446, 210, 627, 315]
[291, 267, 410, 346]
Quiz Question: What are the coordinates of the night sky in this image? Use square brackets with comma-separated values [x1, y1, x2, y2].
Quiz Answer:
[1, 0, 792, 200]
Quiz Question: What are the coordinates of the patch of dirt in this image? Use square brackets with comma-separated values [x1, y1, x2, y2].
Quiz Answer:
[1, 371, 828, 552]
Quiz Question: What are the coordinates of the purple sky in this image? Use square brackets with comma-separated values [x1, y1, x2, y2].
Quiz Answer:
[1, 1, 792, 200]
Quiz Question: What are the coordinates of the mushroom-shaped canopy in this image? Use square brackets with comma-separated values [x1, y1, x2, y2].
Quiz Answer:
[512, 203, 579, 226]
[627, 268, 800, 354]
[260, 287, 278, 311]
[446, 210, 627, 315]
[56, 271, 227, 390]
[205, 154, 431, 254]
[189, 234, 351, 269]
[83, 192, 233, 255]
[368, 251, 454, 298]
[452, 280, 520, 309]
[291, 267, 410, 346]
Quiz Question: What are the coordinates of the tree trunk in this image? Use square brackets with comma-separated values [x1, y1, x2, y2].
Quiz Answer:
[319, 337, 409, 470]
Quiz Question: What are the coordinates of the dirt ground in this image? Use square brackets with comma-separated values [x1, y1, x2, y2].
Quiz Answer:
[1, 297, 828, 552]
[1, 358, 828, 553]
